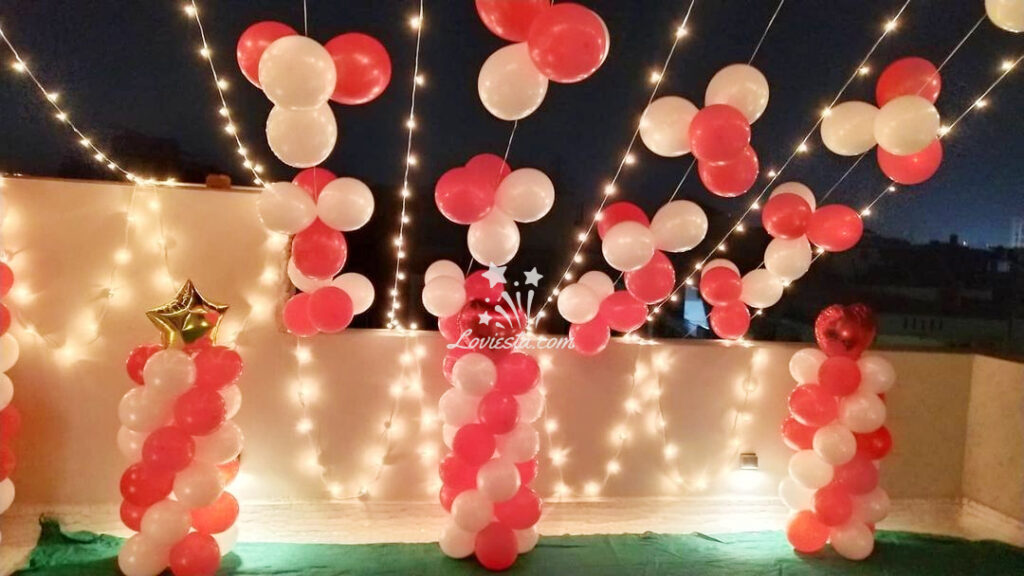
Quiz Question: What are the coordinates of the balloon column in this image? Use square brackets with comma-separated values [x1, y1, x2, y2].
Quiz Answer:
[640, 64, 770, 197]
[421, 262, 544, 571]
[476, 1, 609, 120]
[821, 57, 944, 185]
[781, 304, 894, 561]
[117, 282, 244, 576]
[435, 154, 555, 266]
[258, 168, 375, 337]
[0, 198, 19, 536]
[237, 21, 391, 167]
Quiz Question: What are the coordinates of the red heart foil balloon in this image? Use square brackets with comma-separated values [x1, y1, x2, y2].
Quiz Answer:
[815, 304, 876, 358]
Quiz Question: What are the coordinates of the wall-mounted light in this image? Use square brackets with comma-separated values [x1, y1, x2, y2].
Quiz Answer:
[739, 452, 759, 470]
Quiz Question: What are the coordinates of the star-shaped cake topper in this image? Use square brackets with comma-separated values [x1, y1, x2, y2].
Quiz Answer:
[146, 280, 229, 347]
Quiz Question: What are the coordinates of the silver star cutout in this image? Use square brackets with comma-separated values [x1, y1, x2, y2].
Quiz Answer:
[524, 267, 543, 286]
[478, 310, 493, 325]
[482, 263, 507, 288]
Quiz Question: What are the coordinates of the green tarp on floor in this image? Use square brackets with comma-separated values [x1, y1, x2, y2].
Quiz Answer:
[16, 519, 1024, 575]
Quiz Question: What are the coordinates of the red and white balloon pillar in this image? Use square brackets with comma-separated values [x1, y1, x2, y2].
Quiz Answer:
[117, 281, 244, 576]
[781, 304, 894, 561]
[0, 187, 20, 532]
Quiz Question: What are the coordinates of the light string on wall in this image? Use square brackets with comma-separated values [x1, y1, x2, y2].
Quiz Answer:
[0, 178, 21, 540]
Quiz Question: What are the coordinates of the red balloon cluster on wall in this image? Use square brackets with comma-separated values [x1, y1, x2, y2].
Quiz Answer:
[0, 260, 20, 522]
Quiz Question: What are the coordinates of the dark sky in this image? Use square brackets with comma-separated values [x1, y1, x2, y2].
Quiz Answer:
[1, 0, 1022, 255]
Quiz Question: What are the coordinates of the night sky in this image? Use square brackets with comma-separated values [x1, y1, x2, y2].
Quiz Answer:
[1, 0, 1022, 254]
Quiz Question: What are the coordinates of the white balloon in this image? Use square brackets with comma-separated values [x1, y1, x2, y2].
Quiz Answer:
[705, 64, 770, 123]
[258, 182, 317, 235]
[468, 210, 520, 266]
[213, 523, 240, 556]
[650, 200, 707, 252]
[442, 424, 458, 449]
[740, 269, 784, 309]
[0, 478, 16, 515]
[639, 96, 699, 157]
[0, 334, 20, 372]
[839, 392, 886, 433]
[788, 450, 834, 489]
[140, 500, 192, 545]
[194, 421, 244, 464]
[813, 423, 857, 465]
[439, 388, 480, 426]
[451, 490, 494, 532]
[117, 426, 148, 461]
[790, 348, 827, 383]
[142, 349, 196, 400]
[778, 477, 814, 511]
[287, 257, 330, 293]
[515, 528, 540, 553]
[830, 521, 875, 560]
[478, 43, 549, 121]
[602, 222, 656, 272]
[556, 283, 601, 324]
[332, 273, 375, 314]
[118, 534, 170, 576]
[439, 522, 477, 559]
[452, 353, 497, 396]
[577, 271, 615, 300]
[173, 461, 225, 508]
[495, 168, 554, 223]
[515, 387, 544, 423]
[258, 36, 336, 110]
[496, 423, 540, 462]
[118, 388, 171, 433]
[477, 459, 521, 502]
[266, 103, 338, 168]
[857, 355, 896, 394]
[704, 258, 740, 275]
[770, 182, 817, 211]
[986, 0, 1024, 32]
[317, 177, 374, 232]
[220, 384, 242, 419]
[821, 101, 879, 156]
[764, 236, 812, 282]
[874, 95, 940, 155]
[425, 260, 464, 284]
[853, 487, 891, 524]
[0, 374, 12, 411]
[422, 276, 467, 318]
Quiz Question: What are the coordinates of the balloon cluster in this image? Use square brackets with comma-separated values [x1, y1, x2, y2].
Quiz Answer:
[0, 258, 20, 533]
[237, 21, 391, 167]
[986, 0, 1024, 33]
[821, 57, 944, 185]
[117, 342, 244, 574]
[781, 304, 893, 561]
[476, 1, 609, 120]
[435, 154, 555, 266]
[640, 64, 769, 197]
[257, 167, 375, 337]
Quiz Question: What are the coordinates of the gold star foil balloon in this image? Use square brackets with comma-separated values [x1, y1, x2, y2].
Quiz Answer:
[146, 280, 229, 347]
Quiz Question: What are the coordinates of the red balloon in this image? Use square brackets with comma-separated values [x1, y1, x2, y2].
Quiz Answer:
[466, 153, 513, 190]
[475, 522, 519, 571]
[786, 510, 829, 553]
[126, 344, 163, 386]
[217, 458, 241, 486]
[876, 57, 941, 106]
[0, 262, 13, 297]
[191, 492, 239, 535]
[452, 423, 496, 466]
[0, 446, 15, 480]
[856, 426, 893, 460]
[308, 286, 354, 333]
[292, 220, 347, 280]
[599, 291, 647, 333]
[478, 391, 520, 434]
[624, 251, 675, 304]
[708, 301, 750, 340]
[120, 463, 174, 507]
[527, 3, 609, 83]
[194, 346, 243, 389]
[597, 202, 649, 239]
[120, 500, 147, 532]
[494, 486, 542, 529]
[236, 21, 297, 87]
[806, 205, 863, 253]
[788, 384, 838, 427]
[142, 426, 195, 474]
[438, 314, 462, 342]
[878, 139, 942, 185]
[457, 299, 526, 344]
[516, 459, 538, 485]
[292, 167, 337, 200]
[570, 318, 611, 356]
[699, 266, 742, 306]
[476, 0, 550, 42]
[324, 33, 391, 105]
[175, 388, 227, 436]
[697, 145, 759, 197]
[0, 406, 21, 443]
[762, 193, 812, 239]
[439, 454, 479, 490]
[496, 353, 540, 394]
[814, 484, 853, 526]
[689, 104, 751, 164]
[169, 532, 221, 576]
[464, 270, 504, 304]
[439, 483, 463, 512]
[832, 454, 879, 494]
[0, 303, 9, 337]
[283, 293, 318, 337]
[818, 356, 862, 397]
[781, 417, 817, 451]
[815, 304, 877, 359]
[435, 167, 495, 225]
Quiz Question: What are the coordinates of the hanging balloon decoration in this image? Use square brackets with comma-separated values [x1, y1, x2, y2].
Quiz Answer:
[476, 2, 609, 120]
[640, 64, 769, 197]
[986, 0, 1024, 32]
[0, 188, 19, 538]
[117, 282, 244, 576]
[782, 304, 892, 561]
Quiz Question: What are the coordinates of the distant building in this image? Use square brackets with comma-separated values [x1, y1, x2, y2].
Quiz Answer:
[1012, 217, 1024, 248]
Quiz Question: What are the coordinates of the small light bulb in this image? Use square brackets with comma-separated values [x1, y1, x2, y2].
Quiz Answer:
[885, 19, 898, 32]
[649, 71, 662, 84]
[415, 74, 425, 86]
[217, 79, 228, 90]
[46, 92, 59, 102]
[796, 142, 809, 153]
[675, 25, 688, 38]
[409, 15, 422, 29]
[200, 47, 211, 59]
[11, 60, 26, 72]
[184, 4, 196, 16]
[859, 65, 870, 76]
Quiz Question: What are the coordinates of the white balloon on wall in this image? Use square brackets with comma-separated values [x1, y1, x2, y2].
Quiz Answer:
[425, 260, 465, 285]
[0, 479, 14, 515]
[778, 477, 814, 511]
[266, 103, 338, 168]
[258, 36, 337, 110]
[649, 200, 707, 252]
[451, 489, 494, 532]
[496, 423, 540, 462]
[495, 168, 555, 223]
[740, 268, 784, 309]
[142, 350, 196, 400]
[288, 257, 331, 294]
[704, 63, 770, 123]
[0, 334, 20, 372]
[258, 182, 318, 235]
[821, 101, 879, 156]
[173, 461, 224, 508]
[830, 521, 875, 560]
[422, 276, 467, 318]
[118, 534, 170, 576]
[577, 271, 615, 300]
[788, 450, 834, 489]
[468, 210, 521, 266]
[986, 0, 1024, 32]
[140, 500, 192, 545]
[857, 355, 896, 394]
[703, 258, 740, 275]
[853, 487, 891, 524]
[118, 389, 171, 434]
[789, 348, 827, 383]
[557, 282, 601, 324]
[813, 423, 857, 465]
[602, 221, 655, 272]
[439, 522, 476, 559]
[639, 96, 699, 157]
[476, 459, 521, 502]
[478, 43, 549, 121]
[317, 177, 374, 232]
[770, 182, 817, 211]
[764, 236, 812, 282]
[332, 273, 375, 314]
[439, 388, 480, 427]
[452, 353, 497, 396]
[839, 392, 887, 433]
[873, 95, 940, 155]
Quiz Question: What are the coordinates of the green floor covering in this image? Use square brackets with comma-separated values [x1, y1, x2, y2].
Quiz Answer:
[16, 519, 1024, 575]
